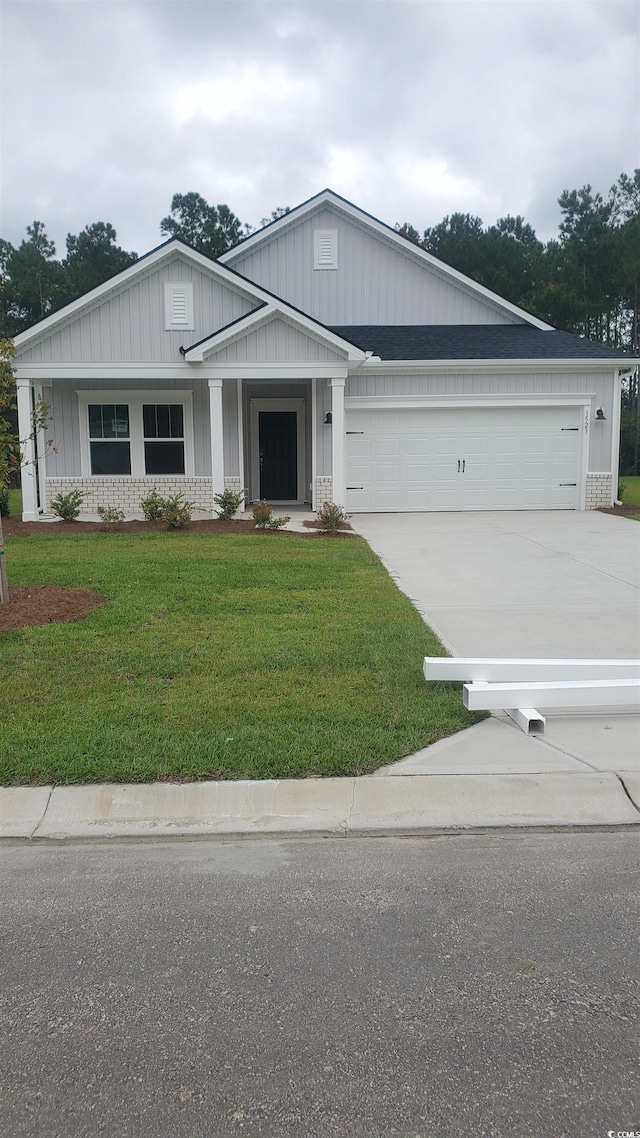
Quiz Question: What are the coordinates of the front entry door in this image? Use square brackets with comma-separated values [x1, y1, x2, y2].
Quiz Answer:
[259, 411, 297, 500]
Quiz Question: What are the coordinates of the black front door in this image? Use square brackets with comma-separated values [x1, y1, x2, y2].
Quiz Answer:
[259, 411, 297, 500]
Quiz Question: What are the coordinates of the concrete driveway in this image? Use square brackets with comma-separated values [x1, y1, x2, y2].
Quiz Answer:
[350, 510, 640, 659]
[351, 511, 640, 779]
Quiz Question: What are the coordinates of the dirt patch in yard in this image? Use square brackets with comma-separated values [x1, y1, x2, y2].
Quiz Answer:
[0, 585, 108, 630]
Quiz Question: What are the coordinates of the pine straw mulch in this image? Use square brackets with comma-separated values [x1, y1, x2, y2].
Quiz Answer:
[0, 585, 108, 631]
[1, 517, 354, 537]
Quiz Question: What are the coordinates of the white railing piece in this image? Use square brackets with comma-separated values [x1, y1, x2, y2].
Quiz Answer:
[504, 708, 547, 736]
[463, 678, 640, 711]
[424, 657, 640, 683]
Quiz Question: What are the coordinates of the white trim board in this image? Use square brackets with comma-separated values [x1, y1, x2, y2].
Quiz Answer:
[463, 679, 640, 710]
[424, 658, 640, 682]
[345, 394, 595, 410]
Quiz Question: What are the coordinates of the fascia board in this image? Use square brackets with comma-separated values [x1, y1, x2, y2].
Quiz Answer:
[220, 188, 554, 331]
[13, 239, 263, 351]
[355, 357, 631, 373]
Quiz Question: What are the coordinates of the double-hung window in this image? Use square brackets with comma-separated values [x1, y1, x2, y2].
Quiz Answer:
[80, 391, 193, 478]
[143, 404, 185, 475]
[88, 404, 131, 475]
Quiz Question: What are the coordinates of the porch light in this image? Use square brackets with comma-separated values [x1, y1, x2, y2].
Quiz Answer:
[595, 408, 606, 421]
[324, 412, 333, 425]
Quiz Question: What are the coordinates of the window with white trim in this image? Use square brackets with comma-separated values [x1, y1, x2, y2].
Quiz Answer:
[143, 404, 185, 475]
[79, 391, 194, 479]
[88, 404, 131, 475]
[313, 230, 338, 270]
[164, 282, 194, 329]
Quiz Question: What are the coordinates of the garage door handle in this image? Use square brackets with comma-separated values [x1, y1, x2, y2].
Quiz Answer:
[457, 460, 460, 473]
[462, 460, 466, 473]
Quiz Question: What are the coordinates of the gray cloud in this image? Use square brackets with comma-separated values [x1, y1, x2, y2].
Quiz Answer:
[1, 0, 638, 258]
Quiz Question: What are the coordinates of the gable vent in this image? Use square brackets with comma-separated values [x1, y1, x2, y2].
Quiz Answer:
[171, 290, 188, 323]
[314, 229, 338, 270]
[165, 281, 194, 330]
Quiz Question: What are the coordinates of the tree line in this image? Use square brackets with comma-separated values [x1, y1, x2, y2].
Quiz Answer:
[1, 177, 638, 472]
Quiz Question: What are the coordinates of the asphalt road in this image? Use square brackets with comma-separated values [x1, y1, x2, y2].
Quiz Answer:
[1, 832, 639, 1138]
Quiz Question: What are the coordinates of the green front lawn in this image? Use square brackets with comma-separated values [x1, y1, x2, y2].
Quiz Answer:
[620, 475, 640, 520]
[7, 488, 22, 516]
[620, 475, 640, 506]
[0, 531, 481, 786]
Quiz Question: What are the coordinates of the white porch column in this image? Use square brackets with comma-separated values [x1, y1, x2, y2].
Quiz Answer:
[330, 376, 346, 506]
[16, 377, 39, 521]
[208, 378, 225, 505]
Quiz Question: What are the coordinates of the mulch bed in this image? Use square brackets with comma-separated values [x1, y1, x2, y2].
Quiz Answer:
[597, 505, 640, 517]
[0, 585, 108, 631]
[1, 517, 354, 537]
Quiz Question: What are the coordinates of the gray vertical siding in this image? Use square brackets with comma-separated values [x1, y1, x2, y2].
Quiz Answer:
[346, 369, 616, 471]
[15, 257, 258, 364]
[208, 318, 344, 362]
[227, 207, 521, 326]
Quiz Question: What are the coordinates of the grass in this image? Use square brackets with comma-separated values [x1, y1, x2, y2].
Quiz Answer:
[7, 488, 22, 516]
[619, 476, 640, 520]
[0, 530, 483, 786]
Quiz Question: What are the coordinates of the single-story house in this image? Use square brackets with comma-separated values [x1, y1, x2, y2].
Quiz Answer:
[13, 189, 632, 520]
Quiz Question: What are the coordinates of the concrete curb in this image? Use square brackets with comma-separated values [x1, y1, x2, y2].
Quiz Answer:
[2, 771, 638, 842]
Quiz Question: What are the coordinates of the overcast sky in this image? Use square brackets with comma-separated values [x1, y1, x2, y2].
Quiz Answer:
[1, 0, 638, 259]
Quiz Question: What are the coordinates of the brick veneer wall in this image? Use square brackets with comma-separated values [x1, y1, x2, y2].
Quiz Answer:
[314, 477, 333, 509]
[585, 473, 613, 509]
[46, 477, 214, 514]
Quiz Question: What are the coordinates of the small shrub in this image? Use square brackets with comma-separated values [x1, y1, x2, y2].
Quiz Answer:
[316, 501, 350, 531]
[161, 492, 195, 530]
[252, 500, 290, 530]
[618, 480, 626, 501]
[213, 487, 246, 520]
[0, 485, 10, 517]
[140, 487, 167, 521]
[97, 505, 126, 525]
[50, 488, 84, 522]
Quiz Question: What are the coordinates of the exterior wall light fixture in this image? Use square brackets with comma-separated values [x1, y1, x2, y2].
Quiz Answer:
[595, 408, 606, 421]
[324, 412, 333, 425]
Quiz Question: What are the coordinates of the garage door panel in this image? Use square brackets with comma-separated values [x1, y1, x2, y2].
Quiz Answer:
[345, 406, 582, 512]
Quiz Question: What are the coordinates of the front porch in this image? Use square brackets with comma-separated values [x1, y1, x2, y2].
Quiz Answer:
[17, 374, 347, 521]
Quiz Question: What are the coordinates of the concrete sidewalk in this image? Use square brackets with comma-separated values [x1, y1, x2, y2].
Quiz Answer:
[2, 711, 638, 840]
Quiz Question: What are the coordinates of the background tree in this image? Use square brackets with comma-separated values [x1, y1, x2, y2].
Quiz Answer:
[160, 192, 248, 258]
[62, 222, 137, 301]
[0, 222, 67, 335]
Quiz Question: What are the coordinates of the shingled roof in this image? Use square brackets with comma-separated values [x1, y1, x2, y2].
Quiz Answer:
[327, 324, 632, 361]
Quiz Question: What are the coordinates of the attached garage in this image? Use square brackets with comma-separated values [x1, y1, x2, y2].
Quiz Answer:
[345, 404, 585, 512]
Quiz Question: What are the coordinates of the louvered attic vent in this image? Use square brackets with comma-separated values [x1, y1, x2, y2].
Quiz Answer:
[164, 282, 194, 330]
[314, 230, 338, 270]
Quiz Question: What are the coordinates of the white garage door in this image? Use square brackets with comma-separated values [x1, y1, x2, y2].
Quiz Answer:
[345, 406, 582, 511]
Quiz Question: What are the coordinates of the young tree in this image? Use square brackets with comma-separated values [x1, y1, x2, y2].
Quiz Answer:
[160, 192, 248, 258]
[0, 338, 55, 602]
